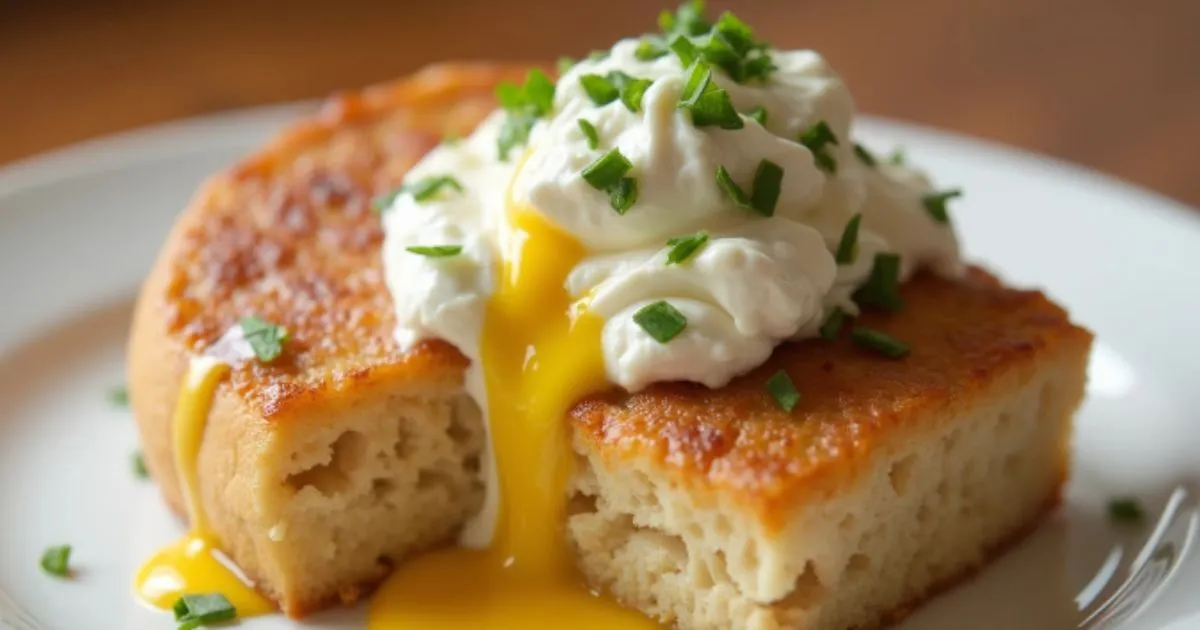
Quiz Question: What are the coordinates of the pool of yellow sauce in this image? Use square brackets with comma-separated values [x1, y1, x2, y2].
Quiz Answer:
[368, 206, 656, 628]
[134, 357, 274, 617]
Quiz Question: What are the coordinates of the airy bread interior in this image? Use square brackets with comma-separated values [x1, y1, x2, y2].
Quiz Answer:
[198, 388, 486, 613]
[566, 354, 1083, 630]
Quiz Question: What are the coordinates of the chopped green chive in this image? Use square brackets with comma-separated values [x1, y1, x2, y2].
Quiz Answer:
[582, 149, 633, 190]
[716, 160, 782, 216]
[133, 451, 149, 479]
[819, 307, 846, 340]
[679, 61, 712, 109]
[850, 327, 910, 359]
[635, 38, 669, 61]
[577, 119, 600, 150]
[441, 132, 461, 146]
[238, 316, 288, 363]
[835, 214, 862, 265]
[497, 113, 537, 161]
[406, 245, 463, 258]
[633, 301, 688, 344]
[107, 385, 129, 407]
[608, 177, 639, 214]
[921, 188, 962, 224]
[799, 121, 840, 173]
[666, 231, 709, 265]
[888, 147, 906, 165]
[747, 105, 767, 125]
[660, 0, 711, 37]
[853, 252, 904, 313]
[556, 56, 576, 75]
[495, 69, 557, 160]
[690, 88, 743, 129]
[580, 74, 619, 106]
[1108, 498, 1145, 525]
[716, 165, 752, 210]
[749, 160, 783, 216]
[853, 143, 876, 167]
[766, 370, 801, 412]
[669, 35, 700, 67]
[406, 175, 465, 204]
[620, 78, 654, 113]
[40, 545, 71, 577]
[173, 593, 237, 630]
[582, 149, 638, 214]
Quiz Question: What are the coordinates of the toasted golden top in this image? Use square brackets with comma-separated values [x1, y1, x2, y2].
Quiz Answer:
[154, 65, 526, 415]
[148, 65, 1090, 517]
[571, 267, 1091, 527]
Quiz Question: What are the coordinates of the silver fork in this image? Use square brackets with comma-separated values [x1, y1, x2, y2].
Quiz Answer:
[1077, 485, 1199, 629]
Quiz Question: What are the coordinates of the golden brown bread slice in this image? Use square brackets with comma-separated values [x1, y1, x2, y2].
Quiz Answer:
[128, 63, 1093, 626]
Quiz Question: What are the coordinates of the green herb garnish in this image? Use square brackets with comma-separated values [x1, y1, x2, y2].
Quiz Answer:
[749, 159, 783, 216]
[666, 231, 709, 265]
[580, 74, 619, 106]
[406, 245, 463, 258]
[835, 214, 862, 264]
[888, 147, 906, 165]
[1108, 498, 1145, 525]
[850, 327, 910, 359]
[133, 451, 149, 479]
[107, 385, 129, 407]
[582, 148, 633, 190]
[799, 120, 839, 173]
[582, 149, 638, 214]
[853, 143, 876, 167]
[633, 301, 688, 343]
[669, 35, 699, 67]
[765, 370, 800, 411]
[635, 38, 668, 61]
[853, 252, 903, 313]
[577, 119, 600, 150]
[690, 86, 743, 129]
[620, 77, 654, 113]
[921, 188, 962, 224]
[608, 177, 639, 214]
[716, 160, 782, 216]
[659, 0, 711, 38]
[679, 60, 712, 108]
[495, 69, 557, 160]
[173, 593, 237, 630]
[819, 307, 846, 340]
[40, 545, 71, 578]
[747, 105, 767, 125]
[406, 175, 465, 204]
[238, 316, 288, 363]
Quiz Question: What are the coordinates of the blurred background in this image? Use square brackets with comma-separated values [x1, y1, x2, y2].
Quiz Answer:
[2, 0, 1198, 206]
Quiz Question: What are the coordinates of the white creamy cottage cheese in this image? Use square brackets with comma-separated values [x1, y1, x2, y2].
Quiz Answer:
[381, 29, 963, 546]
[383, 38, 961, 391]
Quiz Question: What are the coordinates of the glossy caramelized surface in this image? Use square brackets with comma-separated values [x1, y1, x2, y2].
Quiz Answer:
[153, 65, 522, 417]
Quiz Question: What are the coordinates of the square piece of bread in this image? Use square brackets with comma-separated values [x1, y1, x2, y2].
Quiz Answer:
[128, 64, 1092, 627]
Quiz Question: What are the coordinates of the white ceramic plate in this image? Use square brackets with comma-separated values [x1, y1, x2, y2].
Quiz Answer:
[1, 105, 1198, 630]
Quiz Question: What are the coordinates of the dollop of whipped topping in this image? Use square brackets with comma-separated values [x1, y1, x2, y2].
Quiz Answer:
[382, 30, 963, 392]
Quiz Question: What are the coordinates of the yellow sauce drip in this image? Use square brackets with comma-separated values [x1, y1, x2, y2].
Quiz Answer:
[367, 207, 657, 628]
[134, 357, 274, 617]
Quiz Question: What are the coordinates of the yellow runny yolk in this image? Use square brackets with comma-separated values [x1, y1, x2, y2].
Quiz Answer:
[367, 207, 657, 628]
[134, 357, 274, 617]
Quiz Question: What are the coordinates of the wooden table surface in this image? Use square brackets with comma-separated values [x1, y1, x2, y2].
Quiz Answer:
[3, 0, 1198, 207]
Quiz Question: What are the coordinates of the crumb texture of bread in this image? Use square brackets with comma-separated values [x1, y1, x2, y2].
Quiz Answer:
[567, 273, 1091, 630]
